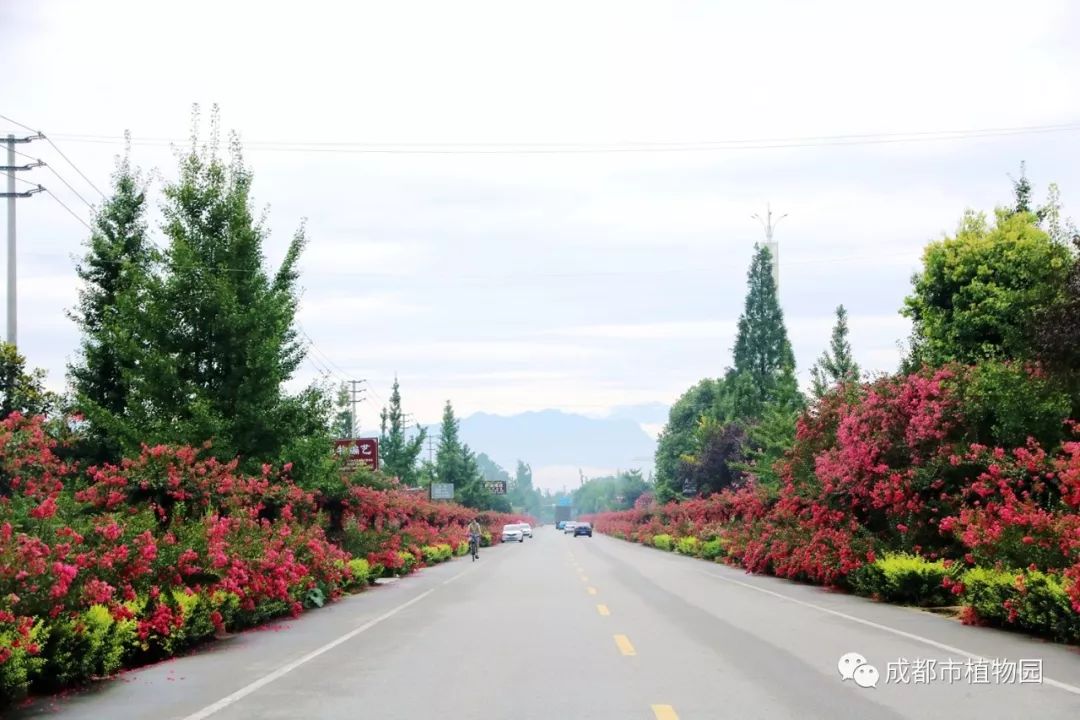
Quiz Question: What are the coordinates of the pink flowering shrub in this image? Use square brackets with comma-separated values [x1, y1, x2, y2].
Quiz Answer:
[0, 413, 535, 705]
[587, 364, 1080, 639]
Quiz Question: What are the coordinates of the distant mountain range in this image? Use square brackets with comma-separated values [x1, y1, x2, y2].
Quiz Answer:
[422, 404, 668, 476]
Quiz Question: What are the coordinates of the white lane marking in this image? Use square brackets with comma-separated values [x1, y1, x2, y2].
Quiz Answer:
[181, 565, 479, 719]
[689, 566, 1080, 696]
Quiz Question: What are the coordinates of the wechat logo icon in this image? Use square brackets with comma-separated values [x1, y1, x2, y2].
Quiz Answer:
[838, 651, 879, 689]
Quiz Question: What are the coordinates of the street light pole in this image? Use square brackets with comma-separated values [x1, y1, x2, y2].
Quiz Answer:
[752, 203, 788, 294]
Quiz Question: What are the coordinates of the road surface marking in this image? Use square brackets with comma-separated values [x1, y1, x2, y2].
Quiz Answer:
[651, 705, 678, 720]
[690, 566, 1080, 697]
[587, 586, 597, 595]
[180, 565, 479, 719]
[614, 634, 636, 656]
[596, 604, 610, 616]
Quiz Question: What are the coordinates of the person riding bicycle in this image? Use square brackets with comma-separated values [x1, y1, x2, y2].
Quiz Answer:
[467, 518, 482, 557]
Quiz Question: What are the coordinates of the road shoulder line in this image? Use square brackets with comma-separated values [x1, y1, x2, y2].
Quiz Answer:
[179, 563, 479, 720]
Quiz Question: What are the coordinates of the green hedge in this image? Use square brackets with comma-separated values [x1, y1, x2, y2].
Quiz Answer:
[652, 534, 674, 552]
[422, 544, 454, 564]
[962, 567, 1080, 644]
[342, 558, 371, 591]
[396, 551, 417, 576]
[675, 537, 701, 556]
[700, 538, 727, 561]
[35, 605, 132, 692]
[848, 553, 957, 606]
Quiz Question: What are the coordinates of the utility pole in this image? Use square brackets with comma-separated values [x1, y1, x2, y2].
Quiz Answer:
[348, 379, 366, 438]
[752, 203, 787, 295]
[3, 132, 44, 347]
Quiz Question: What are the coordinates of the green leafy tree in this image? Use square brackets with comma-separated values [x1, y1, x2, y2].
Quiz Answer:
[735, 402, 799, 489]
[1036, 238, 1080, 379]
[433, 401, 496, 508]
[435, 401, 465, 485]
[729, 244, 800, 419]
[457, 443, 508, 511]
[67, 149, 153, 460]
[902, 208, 1071, 367]
[1033, 184, 1080, 390]
[115, 109, 314, 474]
[509, 460, 541, 514]
[1010, 162, 1037, 217]
[573, 470, 651, 514]
[379, 377, 426, 485]
[476, 453, 512, 486]
[0, 343, 56, 419]
[680, 417, 746, 496]
[330, 382, 353, 439]
[654, 378, 722, 502]
[809, 305, 860, 399]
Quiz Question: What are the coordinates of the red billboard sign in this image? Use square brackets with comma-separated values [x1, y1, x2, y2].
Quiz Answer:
[334, 437, 379, 472]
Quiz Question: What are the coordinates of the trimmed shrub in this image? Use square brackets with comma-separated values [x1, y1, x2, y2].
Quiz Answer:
[346, 558, 371, 589]
[652, 534, 674, 552]
[34, 604, 134, 692]
[0, 621, 46, 703]
[396, 551, 417, 576]
[961, 567, 1080, 643]
[675, 537, 701, 556]
[422, 544, 453, 564]
[848, 553, 957, 606]
[700, 538, 727, 561]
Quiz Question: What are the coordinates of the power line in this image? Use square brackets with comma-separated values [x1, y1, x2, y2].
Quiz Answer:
[0, 113, 37, 134]
[45, 136, 105, 197]
[0, 114, 105, 196]
[39, 121, 1080, 155]
[44, 165, 95, 210]
[304, 354, 335, 379]
[44, 189, 92, 231]
[9, 146, 96, 210]
[296, 323, 352, 381]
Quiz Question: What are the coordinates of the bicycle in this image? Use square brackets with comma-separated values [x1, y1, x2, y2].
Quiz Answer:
[469, 534, 480, 561]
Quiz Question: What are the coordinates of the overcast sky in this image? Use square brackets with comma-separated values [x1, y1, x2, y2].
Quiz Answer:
[3, 0, 1080, 431]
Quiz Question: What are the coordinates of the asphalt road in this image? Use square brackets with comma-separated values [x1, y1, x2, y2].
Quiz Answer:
[11, 527, 1080, 719]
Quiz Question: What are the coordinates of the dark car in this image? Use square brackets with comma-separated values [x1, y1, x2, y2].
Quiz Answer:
[573, 522, 593, 537]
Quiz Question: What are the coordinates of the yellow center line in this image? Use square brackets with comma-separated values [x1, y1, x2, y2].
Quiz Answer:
[651, 705, 678, 720]
[587, 586, 597, 595]
[596, 604, 610, 616]
[614, 634, 636, 656]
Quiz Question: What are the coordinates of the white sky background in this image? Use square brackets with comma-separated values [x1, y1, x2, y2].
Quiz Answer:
[3, 0, 1080, 433]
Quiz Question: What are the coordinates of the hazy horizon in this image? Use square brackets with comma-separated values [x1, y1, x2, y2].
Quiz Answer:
[4, 0, 1079, 431]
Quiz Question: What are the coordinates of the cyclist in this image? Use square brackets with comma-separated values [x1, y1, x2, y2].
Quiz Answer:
[467, 518, 482, 560]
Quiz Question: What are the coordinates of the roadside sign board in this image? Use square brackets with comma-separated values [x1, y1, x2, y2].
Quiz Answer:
[484, 480, 507, 495]
[430, 483, 455, 500]
[334, 438, 379, 472]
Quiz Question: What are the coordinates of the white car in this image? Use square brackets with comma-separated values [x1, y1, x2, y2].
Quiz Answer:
[563, 522, 578, 534]
[501, 525, 525, 543]
[514, 523, 533, 538]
